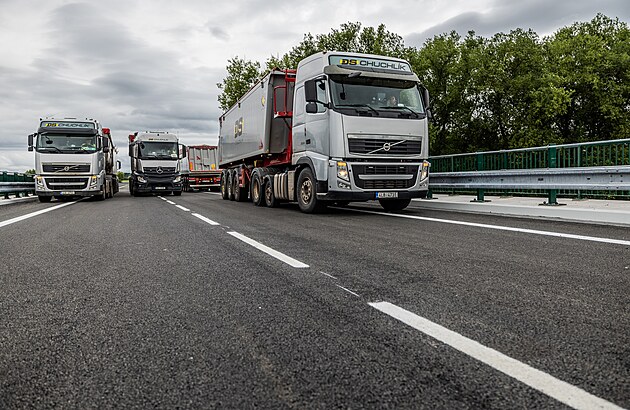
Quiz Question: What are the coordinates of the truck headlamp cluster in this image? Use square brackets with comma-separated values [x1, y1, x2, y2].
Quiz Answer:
[337, 161, 349, 181]
[137, 176, 147, 184]
[36, 176, 44, 188]
[89, 175, 98, 188]
[420, 161, 430, 181]
[173, 176, 181, 183]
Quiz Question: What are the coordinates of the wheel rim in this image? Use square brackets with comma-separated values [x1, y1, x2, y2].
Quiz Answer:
[253, 179, 260, 202]
[300, 178, 313, 204]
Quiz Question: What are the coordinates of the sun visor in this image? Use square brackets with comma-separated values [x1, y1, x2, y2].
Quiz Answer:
[323, 65, 420, 82]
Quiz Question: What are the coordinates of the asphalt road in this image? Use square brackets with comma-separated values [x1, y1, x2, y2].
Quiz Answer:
[1, 189, 628, 409]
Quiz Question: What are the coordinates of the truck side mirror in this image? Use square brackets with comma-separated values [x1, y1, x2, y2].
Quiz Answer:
[28, 134, 34, 151]
[103, 137, 110, 153]
[422, 87, 433, 120]
[305, 80, 318, 103]
[180, 145, 187, 159]
[117, 160, 122, 170]
[128, 144, 134, 158]
[306, 102, 318, 114]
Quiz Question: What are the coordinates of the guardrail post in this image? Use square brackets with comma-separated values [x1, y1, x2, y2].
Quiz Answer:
[541, 145, 564, 206]
[471, 152, 490, 202]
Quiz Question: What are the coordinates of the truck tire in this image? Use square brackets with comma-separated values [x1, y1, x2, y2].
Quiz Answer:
[297, 168, 325, 213]
[234, 168, 248, 202]
[263, 178, 278, 207]
[250, 171, 264, 206]
[378, 198, 411, 212]
[227, 170, 235, 200]
[220, 170, 229, 200]
[96, 188, 106, 201]
[38, 195, 52, 203]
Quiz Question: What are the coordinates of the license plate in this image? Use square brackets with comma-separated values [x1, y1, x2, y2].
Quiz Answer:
[376, 192, 398, 199]
[155, 187, 166, 190]
[60, 191, 75, 195]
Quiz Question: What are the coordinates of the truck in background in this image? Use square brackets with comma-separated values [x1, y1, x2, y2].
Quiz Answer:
[182, 145, 222, 192]
[27, 117, 120, 202]
[218, 51, 431, 213]
[128, 131, 186, 196]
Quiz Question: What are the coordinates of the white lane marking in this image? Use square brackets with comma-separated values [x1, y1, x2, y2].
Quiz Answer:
[158, 196, 167, 201]
[337, 285, 360, 297]
[191, 213, 220, 226]
[320, 271, 338, 280]
[175, 204, 190, 212]
[227, 231, 309, 268]
[0, 201, 77, 229]
[345, 208, 630, 247]
[205, 192, 221, 196]
[165, 200, 176, 205]
[370, 301, 623, 410]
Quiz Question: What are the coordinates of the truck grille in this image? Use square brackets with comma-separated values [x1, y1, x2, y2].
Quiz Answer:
[45, 177, 89, 190]
[348, 138, 421, 156]
[352, 164, 418, 190]
[43, 164, 90, 173]
[143, 167, 176, 175]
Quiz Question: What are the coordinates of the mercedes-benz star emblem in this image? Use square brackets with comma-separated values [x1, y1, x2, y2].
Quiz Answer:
[157, 166, 163, 174]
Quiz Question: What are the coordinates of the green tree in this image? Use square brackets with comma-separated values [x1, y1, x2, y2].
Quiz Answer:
[217, 57, 262, 111]
[24, 169, 36, 175]
[117, 171, 125, 181]
[546, 14, 630, 143]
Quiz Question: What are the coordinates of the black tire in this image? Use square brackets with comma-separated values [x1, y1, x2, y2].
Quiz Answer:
[220, 171, 229, 200]
[96, 187, 106, 201]
[250, 171, 264, 206]
[38, 195, 52, 203]
[378, 198, 411, 212]
[263, 178, 277, 207]
[227, 170, 235, 200]
[297, 167, 325, 213]
[173, 191, 182, 196]
[233, 168, 247, 202]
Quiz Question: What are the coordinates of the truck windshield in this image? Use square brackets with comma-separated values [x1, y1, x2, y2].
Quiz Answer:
[138, 142, 178, 159]
[329, 76, 426, 119]
[36, 134, 97, 153]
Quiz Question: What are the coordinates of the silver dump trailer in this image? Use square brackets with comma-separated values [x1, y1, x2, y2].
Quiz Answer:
[219, 51, 431, 213]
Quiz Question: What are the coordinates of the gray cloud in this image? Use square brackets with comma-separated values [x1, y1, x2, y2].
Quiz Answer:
[405, 0, 630, 47]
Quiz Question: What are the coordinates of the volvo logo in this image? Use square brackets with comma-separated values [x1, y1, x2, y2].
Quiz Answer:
[63, 166, 70, 171]
[382, 143, 392, 152]
[156, 166, 163, 174]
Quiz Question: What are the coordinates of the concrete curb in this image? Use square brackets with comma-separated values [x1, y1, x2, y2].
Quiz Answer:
[412, 196, 630, 227]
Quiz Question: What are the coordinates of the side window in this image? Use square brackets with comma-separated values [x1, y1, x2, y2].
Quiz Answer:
[294, 86, 305, 118]
[316, 79, 327, 113]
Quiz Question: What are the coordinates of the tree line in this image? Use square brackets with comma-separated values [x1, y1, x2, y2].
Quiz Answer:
[217, 14, 630, 156]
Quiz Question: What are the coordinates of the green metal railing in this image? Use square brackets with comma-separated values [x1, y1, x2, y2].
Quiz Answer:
[0, 171, 35, 199]
[429, 138, 630, 201]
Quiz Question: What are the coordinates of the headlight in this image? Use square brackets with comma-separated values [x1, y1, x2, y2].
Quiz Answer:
[337, 161, 349, 181]
[173, 176, 181, 183]
[420, 161, 430, 181]
[137, 176, 147, 183]
[36, 176, 44, 187]
[89, 175, 98, 187]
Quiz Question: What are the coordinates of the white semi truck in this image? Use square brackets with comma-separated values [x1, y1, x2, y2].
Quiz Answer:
[128, 131, 186, 196]
[218, 51, 431, 213]
[27, 117, 120, 202]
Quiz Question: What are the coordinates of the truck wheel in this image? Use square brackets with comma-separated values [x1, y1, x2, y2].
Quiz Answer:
[297, 168, 325, 213]
[234, 169, 248, 202]
[378, 198, 411, 212]
[220, 171, 229, 200]
[38, 195, 52, 203]
[263, 178, 277, 207]
[251, 172, 264, 206]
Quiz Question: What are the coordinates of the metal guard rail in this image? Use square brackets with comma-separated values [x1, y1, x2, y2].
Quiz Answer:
[0, 182, 35, 199]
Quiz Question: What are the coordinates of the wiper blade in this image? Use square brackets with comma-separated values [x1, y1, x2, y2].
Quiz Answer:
[336, 104, 380, 116]
[39, 147, 62, 152]
[379, 106, 425, 118]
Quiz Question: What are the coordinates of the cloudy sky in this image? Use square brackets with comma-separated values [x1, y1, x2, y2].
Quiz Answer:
[1, 0, 627, 172]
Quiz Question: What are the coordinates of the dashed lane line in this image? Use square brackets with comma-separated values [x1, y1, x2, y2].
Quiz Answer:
[0, 201, 78, 229]
[337, 285, 360, 297]
[370, 301, 624, 410]
[191, 213, 220, 226]
[227, 231, 309, 268]
[175, 204, 190, 212]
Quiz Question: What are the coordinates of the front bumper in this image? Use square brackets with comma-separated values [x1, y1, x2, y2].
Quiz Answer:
[36, 189, 104, 198]
[134, 175, 183, 193]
